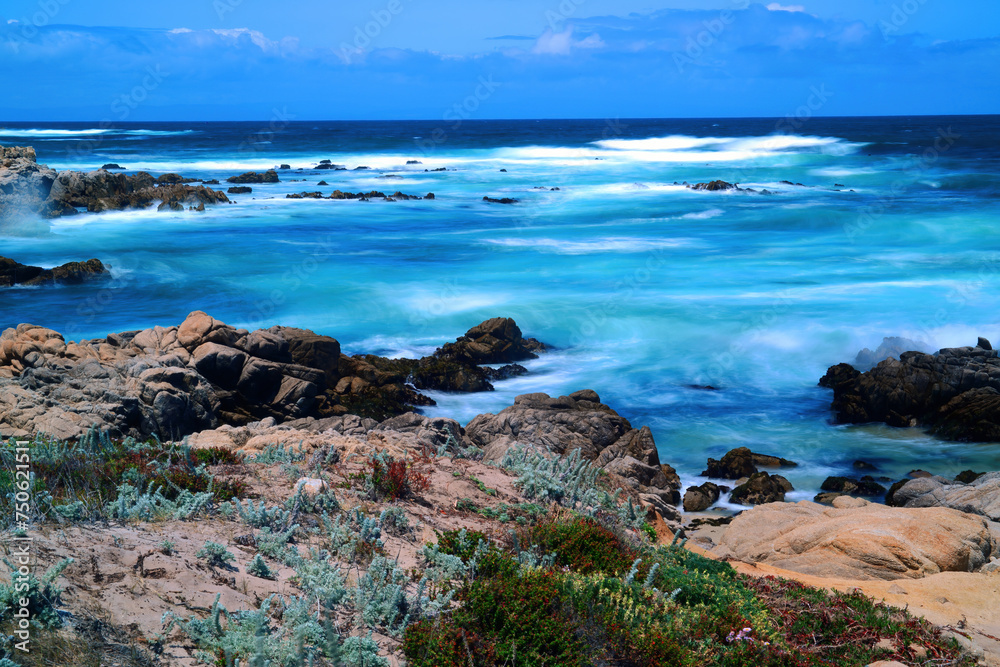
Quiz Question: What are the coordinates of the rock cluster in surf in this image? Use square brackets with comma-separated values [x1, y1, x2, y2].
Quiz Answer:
[820, 337, 1000, 441]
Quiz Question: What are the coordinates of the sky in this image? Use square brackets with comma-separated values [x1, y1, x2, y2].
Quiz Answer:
[1, 0, 997, 120]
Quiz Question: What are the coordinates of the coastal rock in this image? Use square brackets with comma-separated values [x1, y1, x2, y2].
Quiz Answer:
[729, 471, 792, 505]
[0, 314, 549, 439]
[0, 146, 59, 221]
[820, 340, 1000, 440]
[714, 498, 997, 580]
[436, 317, 545, 365]
[156, 173, 198, 185]
[2, 146, 216, 220]
[227, 186, 252, 194]
[886, 472, 1000, 521]
[482, 196, 518, 204]
[683, 482, 721, 511]
[1, 256, 109, 287]
[466, 390, 681, 512]
[820, 475, 887, 497]
[226, 170, 279, 184]
[689, 180, 737, 191]
[701, 446, 797, 479]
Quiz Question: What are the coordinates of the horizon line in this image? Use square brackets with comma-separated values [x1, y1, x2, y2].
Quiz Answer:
[1, 113, 998, 125]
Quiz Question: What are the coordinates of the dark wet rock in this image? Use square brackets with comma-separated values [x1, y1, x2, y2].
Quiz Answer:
[100, 163, 124, 170]
[1, 256, 110, 288]
[156, 173, 198, 185]
[956, 470, 985, 484]
[483, 196, 518, 204]
[978, 337, 992, 351]
[203, 179, 220, 185]
[227, 186, 252, 194]
[406, 160, 421, 165]
[701, 446, 797, 479]
[683, 482, 721, 511]
[436, 317, 545, 366]
[813, 491, 844, 506]
[730, 472, 791, 505]
[317, 180, 329, 186]
[689, 180, 737, 191]
[852, 460, 878, 471]
[226, 170, 279, 184]
[46, 169, 227, 213]
[279, 164, 291, 170]
[820, 475, 886, 497]
[821, 340, 1000, 440]
[483, 364, 528, 382]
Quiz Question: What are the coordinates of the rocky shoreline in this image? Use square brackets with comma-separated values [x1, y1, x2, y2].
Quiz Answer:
[0, 311, 1000, 665]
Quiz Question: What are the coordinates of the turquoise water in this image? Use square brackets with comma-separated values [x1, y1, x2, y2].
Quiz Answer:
[2, 117, 1000, 500]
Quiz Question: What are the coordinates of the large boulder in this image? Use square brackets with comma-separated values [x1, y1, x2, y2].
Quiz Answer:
[0, 146, 59, 221]
[887, 472, 1000, 521]
[683, 482, 721, 511]
[435, 317, 545, 365]
[466, 390, 681, 512]
[714, 498, 997, 580]
[820, 339, 1000, 440]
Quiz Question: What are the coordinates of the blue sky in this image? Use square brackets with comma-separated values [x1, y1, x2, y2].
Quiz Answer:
[1, 0, 997, 120]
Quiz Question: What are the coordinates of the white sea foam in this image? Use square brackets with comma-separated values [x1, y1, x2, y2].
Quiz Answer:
[482, 237, 694, 254]
[0, 128, 196, 138]
[681, 209, 724, 220]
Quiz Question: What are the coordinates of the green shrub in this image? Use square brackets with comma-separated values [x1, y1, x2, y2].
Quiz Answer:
[522, 516, 638, 575]
[196, 541, 235, 568]
[246, 554, 275, 580]
[0, 558, 74, 629]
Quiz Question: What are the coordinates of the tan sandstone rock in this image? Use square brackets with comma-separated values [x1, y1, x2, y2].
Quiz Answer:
[714, 498, 996, 580]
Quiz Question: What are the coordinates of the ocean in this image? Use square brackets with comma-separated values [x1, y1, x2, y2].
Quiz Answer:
[3, 116, 1000, 504]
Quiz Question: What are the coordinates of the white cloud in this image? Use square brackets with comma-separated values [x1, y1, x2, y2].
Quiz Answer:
[532, 27, 604, 55]
[210, 28, 278, 52]
[766, 3, 806, 11]
[533, 27, 574, 55]
[577, 33, 605, 49]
